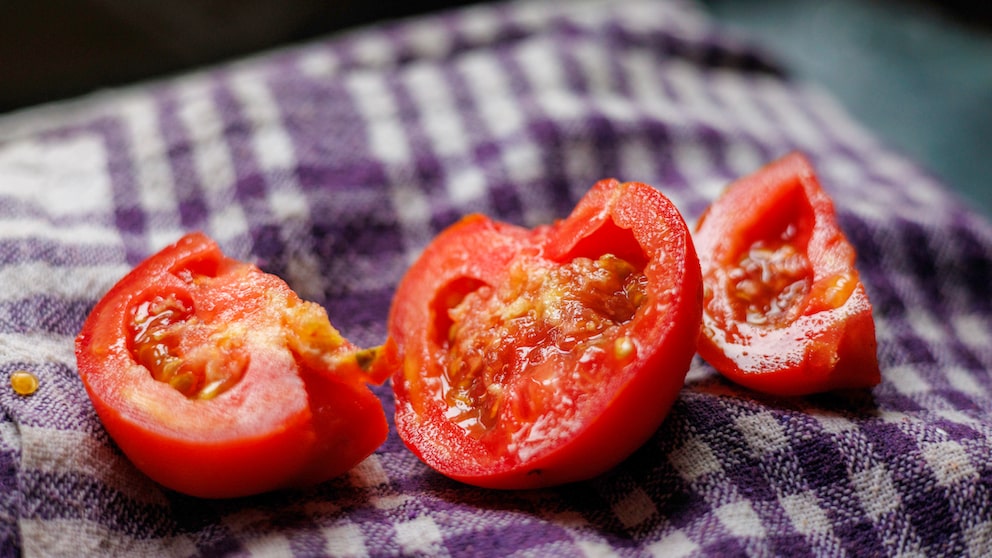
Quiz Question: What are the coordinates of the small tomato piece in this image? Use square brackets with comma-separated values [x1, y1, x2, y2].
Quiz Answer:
[388, 180, 702, 489]
[694, 152, 880, 396]
[75, 233, 391, 498]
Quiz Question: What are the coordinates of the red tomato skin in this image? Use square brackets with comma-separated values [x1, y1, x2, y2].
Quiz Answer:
[75, 233, 388, 498]
[694, 152, 880, 396]
[389, 180, 702, 489]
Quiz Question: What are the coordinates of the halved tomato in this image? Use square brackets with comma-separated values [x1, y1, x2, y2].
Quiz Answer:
[388, 179, 702, 489]
[694, 152, 880, 396]
[75, 232, 391, 498]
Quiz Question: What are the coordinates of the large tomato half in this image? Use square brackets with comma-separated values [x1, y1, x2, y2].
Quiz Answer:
[75, 233, 391, 498]
[388, 180, 702, 489]
[694, 152, 880, 396]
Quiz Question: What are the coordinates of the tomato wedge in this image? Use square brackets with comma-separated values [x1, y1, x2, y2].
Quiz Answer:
[694, 152, 880, 396]
[75, 233, 391, 498]
[388, 180, 702, 489]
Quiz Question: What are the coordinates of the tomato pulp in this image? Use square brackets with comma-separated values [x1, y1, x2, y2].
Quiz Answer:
[75, 233, 391, 498]
[694, 152, 880, 396]
[388, 180, 702, 489]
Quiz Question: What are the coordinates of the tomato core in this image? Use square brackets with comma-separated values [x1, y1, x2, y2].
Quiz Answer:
[441, 253, 646, 441]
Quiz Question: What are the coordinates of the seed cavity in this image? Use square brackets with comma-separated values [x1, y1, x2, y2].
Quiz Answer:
[730, 241, 811, 327]
[130, 293, 248, 400]
[441, 253, 647, 439]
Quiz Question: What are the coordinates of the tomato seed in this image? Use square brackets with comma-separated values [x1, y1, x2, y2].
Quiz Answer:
[732, 241, 811, 327]
[614, 336, 636, 363]
[10, 370, 39, 396]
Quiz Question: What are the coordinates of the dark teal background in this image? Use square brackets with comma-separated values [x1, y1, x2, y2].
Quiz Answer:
[702, 0, 992, 217]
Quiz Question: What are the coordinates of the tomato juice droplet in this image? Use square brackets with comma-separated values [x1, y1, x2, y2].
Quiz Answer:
[11, 370, 39, 396]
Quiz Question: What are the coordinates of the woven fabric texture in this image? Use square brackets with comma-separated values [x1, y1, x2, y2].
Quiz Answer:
[2, 0, 991, 556]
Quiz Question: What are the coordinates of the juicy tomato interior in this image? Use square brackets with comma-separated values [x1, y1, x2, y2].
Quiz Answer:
[129, 291, 249, 400]
[75, 233, 390, 498]
[390, 179, 702, 488]
[709, 174, 815, 332]
[728, 234, 811, 328]
[438, 253, 646, 451]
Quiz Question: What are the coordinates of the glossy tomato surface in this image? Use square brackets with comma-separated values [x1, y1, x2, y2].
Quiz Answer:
[75, 232, 390, 498]
[388, 180, 702, 489]
[694, 152, 880, 396]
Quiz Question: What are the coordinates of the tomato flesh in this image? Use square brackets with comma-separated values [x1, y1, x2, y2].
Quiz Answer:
[75, 233, 390, 498]
[695, 152, 880, 396]
[389, 180, 702, 488]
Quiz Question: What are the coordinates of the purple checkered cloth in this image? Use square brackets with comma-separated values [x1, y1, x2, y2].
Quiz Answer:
[2, 0, 991, 556]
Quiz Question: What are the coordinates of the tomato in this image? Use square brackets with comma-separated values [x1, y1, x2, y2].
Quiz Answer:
[75, 233, 392, 498]
[694, 152, 880, 396]
[387, 179, 702, 489]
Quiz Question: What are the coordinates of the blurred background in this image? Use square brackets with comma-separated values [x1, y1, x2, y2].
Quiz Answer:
[1, 0, 989, 216]
[701, 0, 992, 217]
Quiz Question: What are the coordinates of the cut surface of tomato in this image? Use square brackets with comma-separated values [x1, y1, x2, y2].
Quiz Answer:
[694, 152, 880, 396]
[388, 180, 702, 489]
[75, 232, 391, 498]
